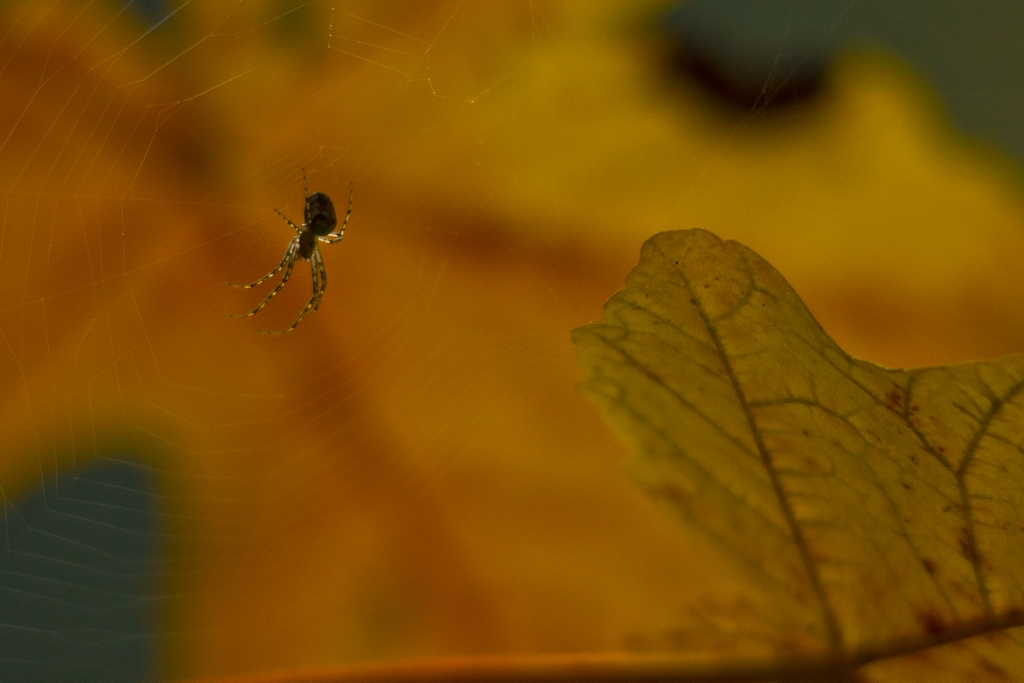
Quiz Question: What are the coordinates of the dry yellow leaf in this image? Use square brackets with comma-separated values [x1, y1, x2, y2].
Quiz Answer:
[573, 230, 1024, 681]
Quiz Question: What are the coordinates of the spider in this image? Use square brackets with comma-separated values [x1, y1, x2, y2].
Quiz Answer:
[225, 170, 352, 334]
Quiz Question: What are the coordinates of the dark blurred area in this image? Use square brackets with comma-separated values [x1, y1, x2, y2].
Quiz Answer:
[662, 0, 1024, 171]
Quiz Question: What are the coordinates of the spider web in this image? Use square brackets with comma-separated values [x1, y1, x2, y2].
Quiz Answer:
[1, 1, 1023, 682]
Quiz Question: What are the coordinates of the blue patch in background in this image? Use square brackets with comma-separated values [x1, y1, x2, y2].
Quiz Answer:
[125, 0, 171, 27]
[0, 458, 165, 683]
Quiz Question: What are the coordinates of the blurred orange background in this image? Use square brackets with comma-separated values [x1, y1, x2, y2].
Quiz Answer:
[1, 1, 1023, 681]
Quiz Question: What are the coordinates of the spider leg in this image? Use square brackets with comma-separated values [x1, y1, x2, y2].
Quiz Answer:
[260, 247, 321, 334]
[274, 208, 303, 236]
[319, 182, 353, 244]
[222, 236, 297, 289]
[312, 249, 327, 312]
[225, 239, 299, 318]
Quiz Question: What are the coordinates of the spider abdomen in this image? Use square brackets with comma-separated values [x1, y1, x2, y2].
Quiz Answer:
[298, 230, 317, 260]
[305, 191, 337, 236]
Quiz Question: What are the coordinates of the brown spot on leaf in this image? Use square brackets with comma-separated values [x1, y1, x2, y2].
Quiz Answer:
[902, 482, 912, 491]
[917, 610, 946, 635]
[652, 483, 688, 509]
[885, 386, 903, 409]
[802, 456, 822, 473]
[959, 527, 978, 563]
[921, 558, 937, 576]
[981, 629, 1011, 645]
[976, 657, 1011, 680]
